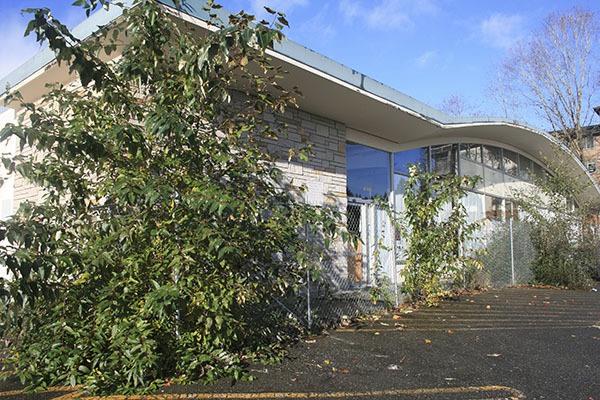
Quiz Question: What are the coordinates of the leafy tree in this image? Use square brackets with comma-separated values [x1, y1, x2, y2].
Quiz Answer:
[492, 7, 600, 161]
[400, 166, 480, 305]
[0, 0, 340, 394]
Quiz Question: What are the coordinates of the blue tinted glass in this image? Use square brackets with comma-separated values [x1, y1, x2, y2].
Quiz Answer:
[346, 143, 390, 199]
[394, 148, 427, 174]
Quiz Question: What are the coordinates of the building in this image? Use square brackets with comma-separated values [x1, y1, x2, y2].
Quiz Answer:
[1, 0, 599, 301]
[580, 106, 600, 182]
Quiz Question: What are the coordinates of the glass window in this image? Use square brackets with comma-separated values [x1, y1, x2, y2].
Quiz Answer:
[586, 160, 597, 173]
[585, 134, 595, 149]
[533, 162, 546, 181]
[484, 166, 505, 197]
[503, 149, 519, 177]
[430, 144, 457, 175]
[346, 143, 390, 200]
[459, 143, 482, 163]
[518, 154, 533, 181]
[394, 148, 427, 174]
[485, 196, 503, 221]
[393, 174, 408, 250]
[505, 200, 519, 221]
[460, 158, 484, 189]
[483, 145, 503, 170]
[462, 191, 485, 223]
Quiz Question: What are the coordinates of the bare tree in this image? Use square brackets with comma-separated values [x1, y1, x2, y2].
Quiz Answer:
[492, 7, 600, 161]
[440, 94, 480, 117]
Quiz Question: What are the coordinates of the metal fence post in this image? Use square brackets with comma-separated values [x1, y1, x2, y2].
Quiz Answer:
[306, 269, 312, 329]
[510, 218, 515, 286]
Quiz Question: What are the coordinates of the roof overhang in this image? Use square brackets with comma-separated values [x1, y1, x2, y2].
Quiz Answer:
[2, 0, 599, 207]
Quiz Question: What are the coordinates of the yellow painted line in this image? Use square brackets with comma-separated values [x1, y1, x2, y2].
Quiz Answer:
[386, 317, 598, 323]
[371, 319, 597, 324]
[337, 324, 597, 332]
[53, 392, 83, 400]
[80, 385, 525, 399]
[397, 309, 600, 315]
[0, 386, 79, 398]
[0, 385, 525, 400]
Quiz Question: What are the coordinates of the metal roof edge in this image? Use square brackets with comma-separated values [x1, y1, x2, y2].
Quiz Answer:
[1, 0, 598, 202]
[0, 0, 134, 97]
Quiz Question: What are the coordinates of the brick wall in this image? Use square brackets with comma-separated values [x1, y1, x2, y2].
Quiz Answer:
[583, 135, 600, 184]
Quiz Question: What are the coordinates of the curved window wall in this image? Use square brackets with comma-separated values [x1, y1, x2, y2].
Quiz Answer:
[346, 142, 550, 224]
[345, 141, 549, 285]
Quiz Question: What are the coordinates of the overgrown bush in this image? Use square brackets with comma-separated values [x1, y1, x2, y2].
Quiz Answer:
[515, 157, 598, 289]
[400, 166, 480, 305]
[0, 0, 340, 394]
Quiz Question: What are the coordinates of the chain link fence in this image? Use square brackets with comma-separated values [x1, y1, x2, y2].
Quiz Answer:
[473, 220, 535, 288]
[275, 205, 539, 330]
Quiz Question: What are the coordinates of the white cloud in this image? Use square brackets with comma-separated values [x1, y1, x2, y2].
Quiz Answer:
[414, 50, 436, 67]
[366, 0, 412, 30]
[339, 0, 361, 23]
[479, 13, 525, 49]
[296, 5, 337, 43]
[338, 0, 439, 31]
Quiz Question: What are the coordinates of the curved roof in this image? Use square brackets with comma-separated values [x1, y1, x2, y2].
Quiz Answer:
[2, 0, 599, 206]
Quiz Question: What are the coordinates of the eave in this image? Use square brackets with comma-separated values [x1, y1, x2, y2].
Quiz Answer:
[1, 0, 599, 207]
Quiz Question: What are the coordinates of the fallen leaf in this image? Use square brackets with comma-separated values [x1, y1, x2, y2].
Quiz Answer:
[392, 315, 402, 320]
[425, 339, 432, 344]
[290, 377, 297, 382]
[374, 332, 380, 335]
[447, 330, 455, 334]
[486, 305, 491, 309]
[340, 369, 350, 374]
[324, 359, 331, 365]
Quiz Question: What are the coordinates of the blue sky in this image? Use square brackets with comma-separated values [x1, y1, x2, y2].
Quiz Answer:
[1, 0, 599, 127]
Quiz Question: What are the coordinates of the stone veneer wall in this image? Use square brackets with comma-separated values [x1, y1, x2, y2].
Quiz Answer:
[11, 145, 45, 214]
[262, 107, 351, 292]
[262, 108, 347, 210]
[10, 111, 349, 212]
[2, 102, 352, 287]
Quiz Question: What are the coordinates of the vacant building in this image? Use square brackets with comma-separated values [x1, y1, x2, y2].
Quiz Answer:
[1, 0, 599, 301]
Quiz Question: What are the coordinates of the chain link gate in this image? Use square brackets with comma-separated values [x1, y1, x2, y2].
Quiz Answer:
[273, 200, 401, 329]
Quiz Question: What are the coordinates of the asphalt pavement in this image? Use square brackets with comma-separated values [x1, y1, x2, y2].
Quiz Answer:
[1, 286, 599, 399]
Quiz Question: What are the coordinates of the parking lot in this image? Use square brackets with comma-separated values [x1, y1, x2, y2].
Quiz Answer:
[1, 286, 599, 399]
